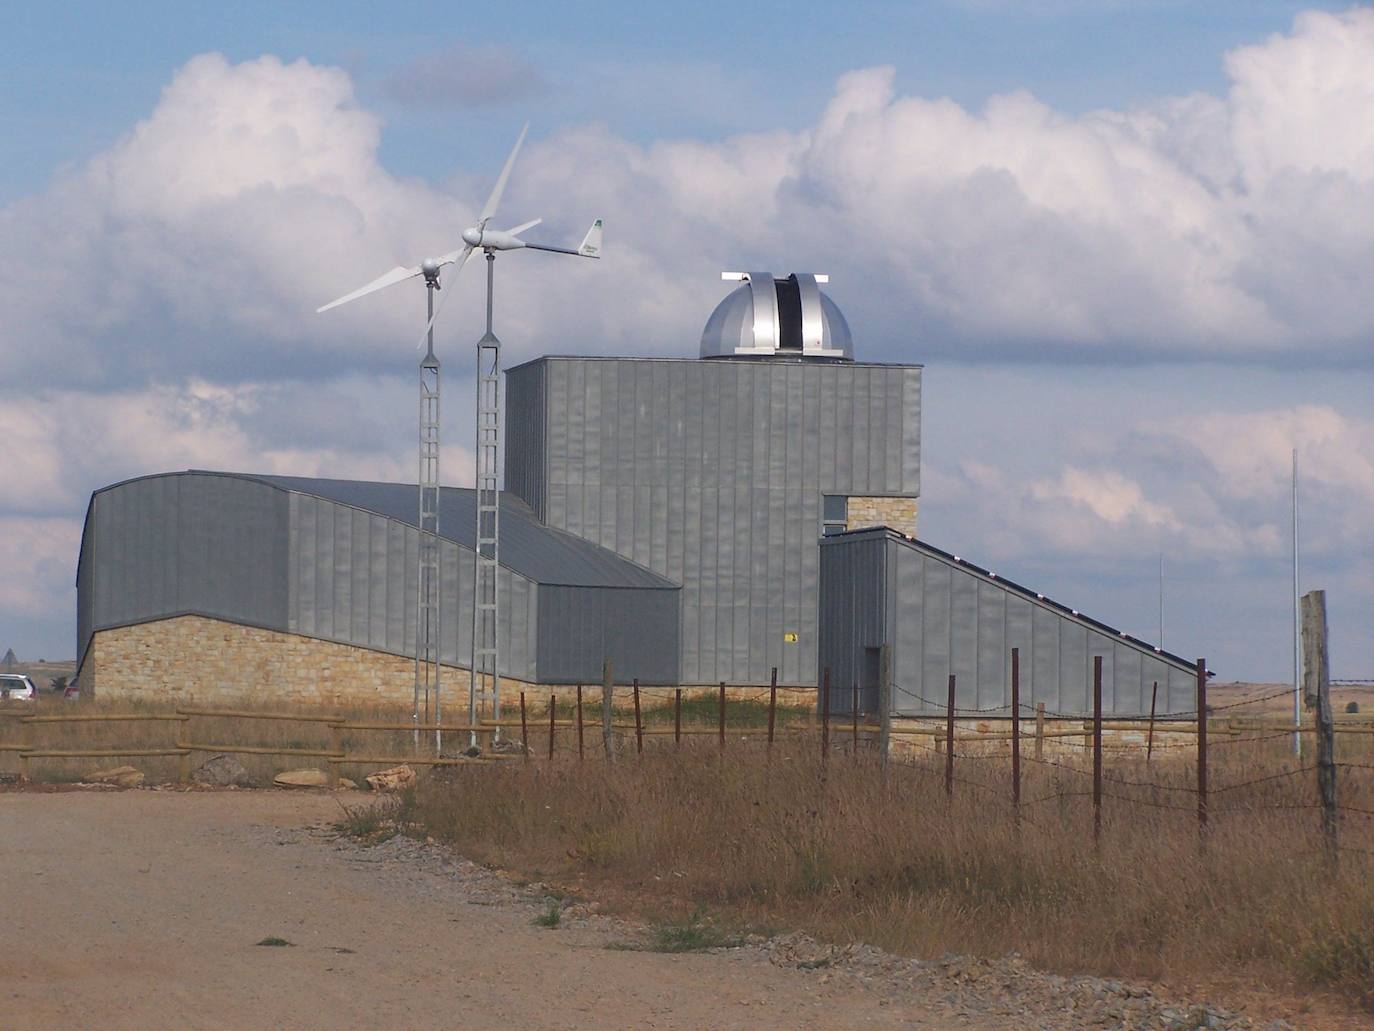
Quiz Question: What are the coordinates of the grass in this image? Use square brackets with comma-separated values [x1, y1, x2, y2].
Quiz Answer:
[333, 801, 397, 844]
[407, 740, 1374, 1004]
[255, 937, 293, 947]
[534, 902, 563, 928]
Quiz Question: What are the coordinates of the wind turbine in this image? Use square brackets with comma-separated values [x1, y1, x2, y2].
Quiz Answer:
[316, 124, 602, 753]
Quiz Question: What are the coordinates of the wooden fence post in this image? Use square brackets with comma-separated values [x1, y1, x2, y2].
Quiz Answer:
[1196, 658, 1208, 838]
[674, 688, 682, 750]
[1146, 681, 1158, 763]
[878, 644, 892, 775]
[1035, 702, 1045, 760]
[601, 659, 615, 763]
[1011, 647, 1021, 811]
[1092, 656, 1103, 845]
[520, 691, 529, 762]
[633, 680, 644, 756]
[945, 673, 956, 798]
[718, 681, 726, 754]
[767, 668, 777, 755]
[1302, 591, 1337, 857]
[576, 684, 584, 761]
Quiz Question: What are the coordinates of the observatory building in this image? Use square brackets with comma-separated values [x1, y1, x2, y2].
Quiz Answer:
[75, 272, 1195, 715]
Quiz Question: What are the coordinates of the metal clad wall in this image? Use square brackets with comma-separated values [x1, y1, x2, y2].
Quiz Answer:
[286, 493, 540, 681]
[536, 585, 680, 684]
[815, 531, 886, 711]
[83, 473, 289, 650]
[818, 531, 1195, 719]
[516, 357, 921, 685]
[505, 361, 547, 520]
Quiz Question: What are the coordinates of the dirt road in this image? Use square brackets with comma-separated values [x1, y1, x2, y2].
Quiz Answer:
[0, 789, 1007, 1030]
[0, 790, 1328, 1030]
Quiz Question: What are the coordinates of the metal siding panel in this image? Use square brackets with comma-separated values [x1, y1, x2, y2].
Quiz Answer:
[977, 581, 1006, 710]
[1115, 641, 1142, 717]
[332, 504, 353, 641]
[1059, 621, 1089, 714]
[892, 540, 923, 714]
[1032, 605, 1062, 714]
[921, 557, 951, 713]
[905, 369, 922, 495]
[949, 571, 979, 709]
[1006, 596, 1033, 715]
[367, 513, 389, 649]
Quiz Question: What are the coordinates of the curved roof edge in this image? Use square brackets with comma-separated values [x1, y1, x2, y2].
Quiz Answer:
[83, 470, 679, 592]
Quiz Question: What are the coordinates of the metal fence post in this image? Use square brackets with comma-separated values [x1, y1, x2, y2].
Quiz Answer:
[767, 667, 777, 755]
[1196, 657, 1208, 838]
[548, 693, 556, 761]
[945, 673, 956, 798]
[633, 679, 644, 756]
[674, 688, 682, 750]
[1147, 681, 1158, 763]
[576, 684, 584, 761]
[519, 691, 529, 762]
[821, 668, 831, 762]
[1011, 647, 1021, 811]
[718, 681, 726, 754]
[851, 683, 859, 758]
[1093, 656, 1103, 845]
[878, 644, 892, 775]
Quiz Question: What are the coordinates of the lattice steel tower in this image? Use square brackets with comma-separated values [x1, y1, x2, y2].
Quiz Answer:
[415, 274, 442, 749]
[470, 251, 501, 744]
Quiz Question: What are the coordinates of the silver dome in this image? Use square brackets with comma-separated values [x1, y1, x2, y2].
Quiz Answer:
[700, 272, 853, 360]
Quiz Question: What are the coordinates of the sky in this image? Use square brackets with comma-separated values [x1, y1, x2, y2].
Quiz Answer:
[1, 1, 1371, 681]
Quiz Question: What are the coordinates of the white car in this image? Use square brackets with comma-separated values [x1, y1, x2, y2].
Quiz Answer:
[0, 674, 37, 701]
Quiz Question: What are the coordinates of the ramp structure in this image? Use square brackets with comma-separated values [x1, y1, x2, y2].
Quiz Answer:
[819, 527, 1198, 718]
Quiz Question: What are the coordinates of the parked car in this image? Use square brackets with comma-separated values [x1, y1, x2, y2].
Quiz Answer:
[0, 674, 38, 701]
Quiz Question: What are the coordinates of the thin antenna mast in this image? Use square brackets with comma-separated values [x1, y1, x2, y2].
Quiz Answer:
[1292, 448, 1301, 758]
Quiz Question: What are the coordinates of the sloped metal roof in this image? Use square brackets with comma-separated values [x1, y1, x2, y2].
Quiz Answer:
[208, 472, 678, 590]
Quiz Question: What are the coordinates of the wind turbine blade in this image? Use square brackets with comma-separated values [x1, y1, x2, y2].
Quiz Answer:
[578, 217, 603, 259]
[504, 217, 542, 237]
[477, 122, 529, 229]
[414, 245, 475, 348]
[316, 264, 422, 313]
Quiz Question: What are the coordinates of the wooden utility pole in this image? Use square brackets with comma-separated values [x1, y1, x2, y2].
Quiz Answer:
[1302, 590, 1337, 856]
[601, 659, 615, 762]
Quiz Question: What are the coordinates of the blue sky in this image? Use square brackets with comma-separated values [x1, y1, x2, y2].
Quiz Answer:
[0, 0, 1352, 202]
[1, 2, 1371, 679]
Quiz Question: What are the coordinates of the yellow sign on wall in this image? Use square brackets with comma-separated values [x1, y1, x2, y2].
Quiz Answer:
[783, 632, 799, 643]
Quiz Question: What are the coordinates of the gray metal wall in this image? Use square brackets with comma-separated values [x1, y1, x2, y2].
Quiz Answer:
[77, 472, 290, 670]
[505, 361, 547, 522]
[287, 492, 540, 680]
[506, 356, 922, 685]
[818, 530, 1197, 718]
[78, 471, 679, 687]
[537, 585, 681, 685]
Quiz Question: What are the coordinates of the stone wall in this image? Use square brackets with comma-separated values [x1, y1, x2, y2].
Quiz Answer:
[85, 614, 806, 712]
[847, 496, 918, 536]
[87, 615, 503, 708]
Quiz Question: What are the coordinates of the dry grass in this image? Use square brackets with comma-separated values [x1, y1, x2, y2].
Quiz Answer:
[409, 738, 1374, 1003]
